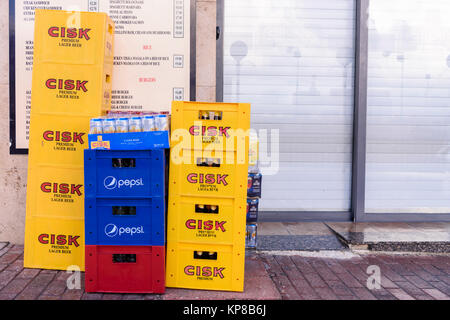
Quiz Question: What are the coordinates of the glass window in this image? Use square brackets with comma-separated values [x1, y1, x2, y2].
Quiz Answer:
[366, 0, 450, 213]
[223, 0, 356, 212]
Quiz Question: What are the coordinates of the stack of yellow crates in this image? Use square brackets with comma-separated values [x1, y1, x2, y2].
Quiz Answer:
[24, 9, 114, 271]
[166, 101, 250, 292]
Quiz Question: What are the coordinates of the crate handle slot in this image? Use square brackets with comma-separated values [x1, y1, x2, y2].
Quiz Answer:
[193, 251, 217, 260]
[195, 204, 219, 214]
[112, 254, 137, 263]
[198, 110, 222, 120]
[196, 158, 221, 168]
[112, 206, 136, 216]
[112, 158, 136, 168]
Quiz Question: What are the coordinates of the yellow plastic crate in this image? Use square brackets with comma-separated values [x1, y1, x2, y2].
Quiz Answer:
[33, 9, 114, 66]
[168, 148, 249, 198]
[165, 242, 245, 292]
[167, 194, 246, 246]
[31, 63, 112, 116]
[26, 165, 85, 220]
[29, 114, 91, 167]
[24, 9, 114, 271]
[171, 101, 250, 151]
[24, 216, 85, 271]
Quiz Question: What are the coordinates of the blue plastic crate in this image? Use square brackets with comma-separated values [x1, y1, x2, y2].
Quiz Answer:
[85, 197, 165, 246]
[84, 149, 165, 198]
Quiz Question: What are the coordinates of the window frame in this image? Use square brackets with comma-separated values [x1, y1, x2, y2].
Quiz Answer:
[216, 0, 450, 222]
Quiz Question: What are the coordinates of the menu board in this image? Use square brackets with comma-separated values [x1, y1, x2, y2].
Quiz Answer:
[9, 0, 195, 153]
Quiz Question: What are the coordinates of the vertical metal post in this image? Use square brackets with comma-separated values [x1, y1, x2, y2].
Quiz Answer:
[352, 0, 370, 221]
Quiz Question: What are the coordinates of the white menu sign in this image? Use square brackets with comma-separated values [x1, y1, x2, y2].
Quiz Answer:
[9, 0, 194, 153]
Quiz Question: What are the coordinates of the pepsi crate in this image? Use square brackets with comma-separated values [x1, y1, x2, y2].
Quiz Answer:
[85, 197, 165, 246]
[85, 245, 165, 294]
[88, 131, 170, 151]
[84, 149, 165, 198]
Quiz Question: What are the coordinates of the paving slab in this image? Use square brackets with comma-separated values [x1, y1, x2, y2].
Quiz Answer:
[163, 275, 281, 300]
[258, 222, 290, 236]
[257, 222, 347, 251]
[257, 235, 347, 251]
[326, 222, 450, 253]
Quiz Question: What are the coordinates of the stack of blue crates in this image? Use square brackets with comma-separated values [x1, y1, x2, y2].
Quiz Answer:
[83, 132, 169, 293]
[84, 149, 166, 246]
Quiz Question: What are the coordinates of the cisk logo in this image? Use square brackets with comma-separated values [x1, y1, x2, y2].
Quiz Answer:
[184, 266, 225, 279]
[48, 27, 91, 40]
[46, 79, 88, 92]
[38, 234, 80, 247]
[43, 131, 85, 144]
[187, 173, 229, 186]
[41, 182, 83, 196]
[189, 126, 231, 138]
[185, 219, 227, 232]
[90, 136, 110, 150]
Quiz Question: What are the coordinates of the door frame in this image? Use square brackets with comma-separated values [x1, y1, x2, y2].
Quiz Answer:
[216, 0, 450, 222]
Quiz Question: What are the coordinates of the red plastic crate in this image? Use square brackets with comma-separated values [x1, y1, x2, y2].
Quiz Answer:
[85, 245, 165, 294]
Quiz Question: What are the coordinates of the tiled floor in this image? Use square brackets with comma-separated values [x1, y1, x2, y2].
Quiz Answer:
[1, 243, 449, 300]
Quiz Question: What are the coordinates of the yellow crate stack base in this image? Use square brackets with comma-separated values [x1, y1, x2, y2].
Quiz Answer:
[24, 9, 114, 271]
[165, 242, 245, 292]
[24, 217, 85, 271]
[167, 101, 250, 292]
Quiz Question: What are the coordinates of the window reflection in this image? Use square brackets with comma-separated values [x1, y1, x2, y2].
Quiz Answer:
[366, 0, 450, 213]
